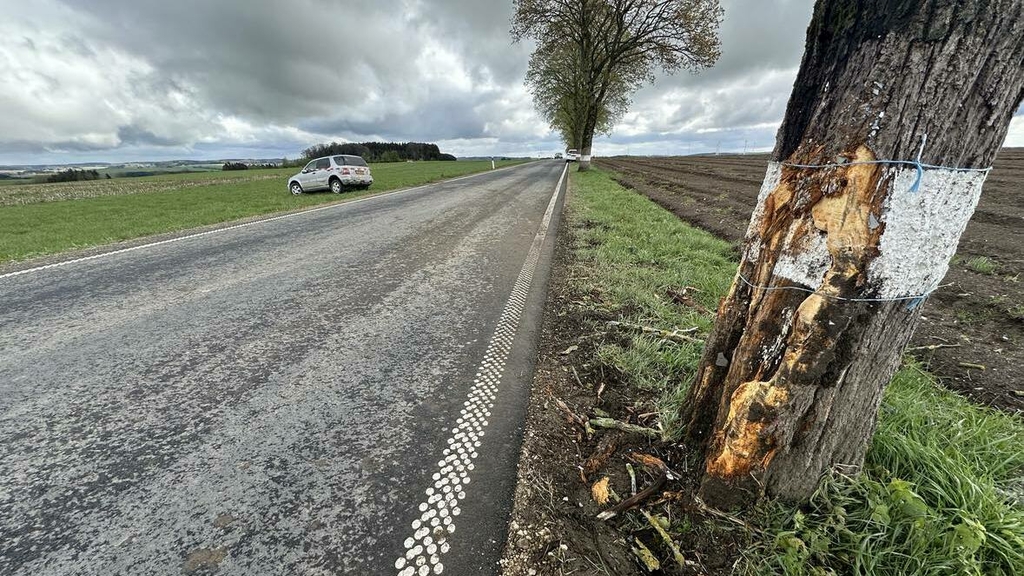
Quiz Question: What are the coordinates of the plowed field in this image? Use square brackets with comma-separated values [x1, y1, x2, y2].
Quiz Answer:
[598, 151, 1024, 412]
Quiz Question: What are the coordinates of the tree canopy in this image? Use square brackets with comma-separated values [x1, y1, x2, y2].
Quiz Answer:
[512, 0, 723, 169]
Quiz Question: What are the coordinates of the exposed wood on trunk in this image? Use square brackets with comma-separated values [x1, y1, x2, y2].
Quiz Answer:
[680, 0, 1024, 507]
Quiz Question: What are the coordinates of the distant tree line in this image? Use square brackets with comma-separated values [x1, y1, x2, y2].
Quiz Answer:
[299, 142, 457, 163]
[45, 169, 103, 183]
[222, 162, 249, 171]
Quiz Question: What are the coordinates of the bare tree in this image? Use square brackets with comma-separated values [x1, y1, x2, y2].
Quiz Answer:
[512, 0, 723, 170]
[681, 0, 1024, 508]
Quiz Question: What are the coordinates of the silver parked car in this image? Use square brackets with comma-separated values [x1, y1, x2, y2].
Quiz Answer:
[288, 155, 373, 195]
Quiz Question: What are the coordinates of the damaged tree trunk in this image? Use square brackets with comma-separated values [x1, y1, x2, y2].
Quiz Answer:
[680, 0, 1024, 507]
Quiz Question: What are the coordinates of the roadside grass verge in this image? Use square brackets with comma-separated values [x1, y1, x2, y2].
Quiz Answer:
[0, 160, 527, 264]
[568, 167, 1024, 575]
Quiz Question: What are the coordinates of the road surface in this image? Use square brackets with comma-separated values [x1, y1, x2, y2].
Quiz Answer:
[0, 161, 566, 575]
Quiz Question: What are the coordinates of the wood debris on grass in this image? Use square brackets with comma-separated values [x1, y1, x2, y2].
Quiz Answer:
[589, 417, 659, 439]
[641, 510, 687, 569]
[631, 538, 661, 572]
[666, 286, 711, 314]
[597, 454, 670, 521]
[606, 320, 701, 345]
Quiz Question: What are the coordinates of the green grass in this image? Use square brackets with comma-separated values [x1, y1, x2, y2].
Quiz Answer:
[0, 160, 527, 263]
[568, 168, 733, 440]
[746, 367, 1024, 576]
[568, 167, 1024, 576]
[967, 256, 999, 275]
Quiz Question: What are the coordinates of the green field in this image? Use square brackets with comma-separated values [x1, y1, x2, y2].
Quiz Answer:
[0, 160, 528, 263]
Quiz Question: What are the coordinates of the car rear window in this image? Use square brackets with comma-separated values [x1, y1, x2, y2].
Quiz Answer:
[315, 158, 330, 169]
[344, 156, 368, 167]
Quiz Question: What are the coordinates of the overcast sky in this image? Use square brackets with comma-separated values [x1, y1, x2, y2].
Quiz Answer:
[1, 0, 1022, 164]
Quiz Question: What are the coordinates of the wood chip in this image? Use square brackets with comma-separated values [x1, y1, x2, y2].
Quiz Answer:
[597, 454, 669, 521]
[591, 477, 611, 505]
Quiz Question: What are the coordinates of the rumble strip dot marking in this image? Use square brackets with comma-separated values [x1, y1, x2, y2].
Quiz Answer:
[394, 164, 567, 576]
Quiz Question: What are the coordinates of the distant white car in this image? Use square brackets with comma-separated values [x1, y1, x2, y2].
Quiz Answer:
[565, 149, 580, 162]
[288, 155, 373, 195]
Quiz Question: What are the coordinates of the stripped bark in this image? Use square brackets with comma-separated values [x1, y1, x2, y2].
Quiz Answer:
[680, 0, 1024, 507]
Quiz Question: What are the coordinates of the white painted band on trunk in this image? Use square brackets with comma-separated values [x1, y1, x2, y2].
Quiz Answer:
[581, 155, 592, 162]
[741, 163, 783, 264]
[870, 167, 985, 297]
[747, 161, 986, 299]
[393, 164, 567, 576]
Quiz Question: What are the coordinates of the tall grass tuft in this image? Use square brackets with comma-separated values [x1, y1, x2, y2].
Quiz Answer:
[744, 366, 1024, 576]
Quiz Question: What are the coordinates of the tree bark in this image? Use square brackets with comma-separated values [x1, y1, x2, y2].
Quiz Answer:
[680, 0, 1024, 507]
[579, 141, 594, 171]
[578, 113, 597, 171]
[581, 124, 598, 170]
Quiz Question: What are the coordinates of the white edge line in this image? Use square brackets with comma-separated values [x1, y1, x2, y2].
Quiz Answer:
[392, 162, 566, 576]
[0, 161, 540, 281]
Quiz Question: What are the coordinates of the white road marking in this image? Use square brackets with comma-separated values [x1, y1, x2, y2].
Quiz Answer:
[0, 162, 534, 281]
[394, 164, 567, 576]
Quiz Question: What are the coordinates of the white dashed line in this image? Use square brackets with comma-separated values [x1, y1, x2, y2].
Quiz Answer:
[0, 163, 534, 282]
[394, 164, 567, 576]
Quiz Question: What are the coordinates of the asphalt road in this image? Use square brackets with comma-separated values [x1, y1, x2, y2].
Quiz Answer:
[0, 161, 566, 575]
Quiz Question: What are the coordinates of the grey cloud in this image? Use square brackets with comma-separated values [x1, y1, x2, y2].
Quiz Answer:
[117, 125, 183, 147]
[24, 0, 1018, 163]
[301, 92, 488, 141]
[57, 33, 95, 58]
[64, 0, 532, 120]
[54, 0, 530, 143]
[409, 0, 531, 83]
[0, 0, 819, 162]
[0, 140, 49, 155]
[705, 0, 812, 79]
[57, 0, 416, 121]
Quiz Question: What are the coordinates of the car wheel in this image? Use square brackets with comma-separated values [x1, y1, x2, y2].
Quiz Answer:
[330, 178, 343, 194]
[290, 182, 303, 195]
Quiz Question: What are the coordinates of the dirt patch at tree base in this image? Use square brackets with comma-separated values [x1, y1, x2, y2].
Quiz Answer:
[597, 153, 1024, 414]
